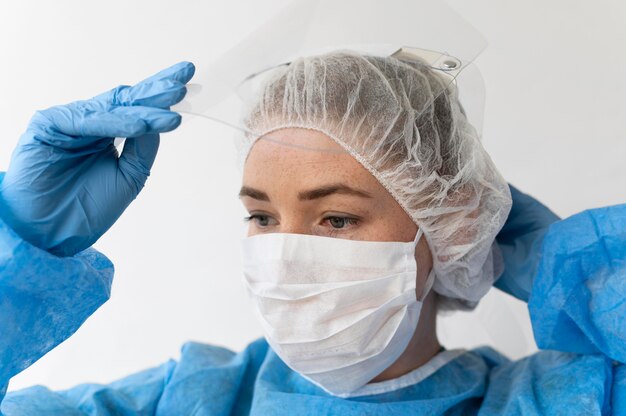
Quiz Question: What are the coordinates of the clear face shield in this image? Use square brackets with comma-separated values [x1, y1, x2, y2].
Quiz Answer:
[172, 0, 487, 154]
[172, 0, 530, 357]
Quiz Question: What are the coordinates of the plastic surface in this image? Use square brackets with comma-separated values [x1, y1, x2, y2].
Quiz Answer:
[172, 0, 487, 150]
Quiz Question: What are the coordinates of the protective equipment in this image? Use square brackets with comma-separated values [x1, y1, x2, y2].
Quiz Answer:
[1, 199, 625, 414]
[174, 0, 487, 134]
[170, 0, 508, 311]
[240, 229, 434, 397]
[0, 62, 195, 257]
[242, 51, 512, 311]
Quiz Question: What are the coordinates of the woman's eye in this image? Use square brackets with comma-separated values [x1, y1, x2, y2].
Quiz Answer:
[245, 214, 275, 227]
[256, 215, 270, 226]
[325, 216, 359, 229]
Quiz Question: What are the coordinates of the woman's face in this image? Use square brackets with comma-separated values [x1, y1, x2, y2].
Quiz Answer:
[240, 128, 434, 297]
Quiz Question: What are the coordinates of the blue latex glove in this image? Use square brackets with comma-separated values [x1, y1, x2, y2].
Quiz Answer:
[494, 184, 561, 302]
[0, 61, 195, 257]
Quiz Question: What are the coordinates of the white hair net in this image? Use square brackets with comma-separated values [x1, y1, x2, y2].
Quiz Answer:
[241, 51, 512, 310]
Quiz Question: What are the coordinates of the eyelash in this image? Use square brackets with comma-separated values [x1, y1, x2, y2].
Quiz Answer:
[243, 214, 273, 227]
[323, 216, 359, 228]
[243, 214, 270, 227]
[243, 214, 359, 231]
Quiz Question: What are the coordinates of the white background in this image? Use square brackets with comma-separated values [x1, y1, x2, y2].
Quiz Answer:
[1, 0, 624, 391]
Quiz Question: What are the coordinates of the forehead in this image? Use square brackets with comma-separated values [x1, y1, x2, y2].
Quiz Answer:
[243, 128, 377, 186]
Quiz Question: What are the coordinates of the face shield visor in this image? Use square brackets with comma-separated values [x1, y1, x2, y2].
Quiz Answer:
[172, 0, 487, 153]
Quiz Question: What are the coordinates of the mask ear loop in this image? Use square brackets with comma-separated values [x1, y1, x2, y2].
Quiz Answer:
[412, 227, 424, 245]
[413, 227, 436, 302]
[419, 269, 436, 302]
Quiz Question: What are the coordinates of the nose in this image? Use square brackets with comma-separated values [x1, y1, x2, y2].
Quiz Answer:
[277, 220, 311, 236]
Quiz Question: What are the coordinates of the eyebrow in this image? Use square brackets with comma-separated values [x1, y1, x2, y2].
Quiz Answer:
[238, 183, 373, 202]
[298, 184, 373, 201]
[239, 186, 270, 201]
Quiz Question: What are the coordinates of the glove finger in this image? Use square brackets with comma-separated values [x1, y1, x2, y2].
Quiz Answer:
[32, 106, 180, 149]
[123, 61, 195, 106]
[29, 107, 147, 149]
[113, 79, 188, 108]
[110, 106, 182, 132]
[118, 133, 160, 195]
[88, 62, 195, 109]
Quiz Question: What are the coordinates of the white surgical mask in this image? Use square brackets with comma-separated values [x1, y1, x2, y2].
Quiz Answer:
[241, 229, 435, 397]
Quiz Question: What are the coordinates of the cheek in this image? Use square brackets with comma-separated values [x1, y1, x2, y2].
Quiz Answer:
[363, 205, 418, 243]
[247, 223, 258, 237]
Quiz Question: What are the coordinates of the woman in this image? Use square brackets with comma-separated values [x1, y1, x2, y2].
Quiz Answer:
[0, 54, 624, 415]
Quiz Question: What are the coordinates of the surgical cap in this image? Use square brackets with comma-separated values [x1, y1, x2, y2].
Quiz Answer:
[242, 51, 512, 310]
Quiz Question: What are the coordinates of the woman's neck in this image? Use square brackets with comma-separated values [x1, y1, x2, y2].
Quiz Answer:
[370, 292, 441, 383]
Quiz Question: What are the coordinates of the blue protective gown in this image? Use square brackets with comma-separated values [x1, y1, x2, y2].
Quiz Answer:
[1, 198, 625, 415]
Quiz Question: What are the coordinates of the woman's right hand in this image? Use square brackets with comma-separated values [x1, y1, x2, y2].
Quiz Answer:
[0, 61, 195, 257]
[495, 184, 561, 301]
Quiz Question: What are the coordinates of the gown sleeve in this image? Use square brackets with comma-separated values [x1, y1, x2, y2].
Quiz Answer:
[0, 167, 268, 414]
[0, 182, 178, 414]
[494, 184, 626, 362]
[495, 186, 626, 363]
[1, 340, 269, 415]
[528, 200, 626, 414]
[528, 203, 626, 362]
[1, 363, 175, 415]
[481, 189, 625, 414]
[0, 169, 118, 411]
